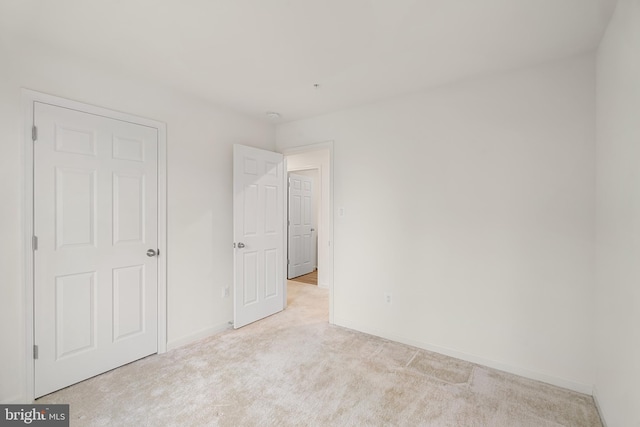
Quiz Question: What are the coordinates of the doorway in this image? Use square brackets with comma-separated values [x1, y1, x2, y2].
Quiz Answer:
[283, 143, 333, 322]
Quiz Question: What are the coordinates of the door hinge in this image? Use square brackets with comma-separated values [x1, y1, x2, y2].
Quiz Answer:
[32, 236, 38, 251]
[287, 259, 290, 265]
[33, 345, 38, 360]
[32, 125, 38, 142]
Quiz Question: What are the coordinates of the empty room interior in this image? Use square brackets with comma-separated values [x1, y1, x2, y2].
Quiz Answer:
[1, 0, 639, 425]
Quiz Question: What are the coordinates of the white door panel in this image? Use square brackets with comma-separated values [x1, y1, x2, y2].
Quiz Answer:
[288, 173, 315, 278]
[34, 102, 158, 397]
[233, 145, 285, 329]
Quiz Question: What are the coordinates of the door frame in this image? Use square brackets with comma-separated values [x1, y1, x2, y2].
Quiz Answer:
[22, 89, 168, 402]
[281, 141, 334, 324]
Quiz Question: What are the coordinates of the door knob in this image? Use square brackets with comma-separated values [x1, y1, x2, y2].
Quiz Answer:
[146, 249, 158, 257]
[237, 242, 246, 248]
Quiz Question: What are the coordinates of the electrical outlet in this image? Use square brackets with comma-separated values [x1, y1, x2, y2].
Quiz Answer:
[384, 292, 392, 304]
[223, 286, 230, 298]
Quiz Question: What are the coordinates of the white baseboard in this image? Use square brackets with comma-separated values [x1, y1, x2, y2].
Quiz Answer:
[334, 316, 593, 395]
[592, 386, 608, 427]
[166, 322, 231, 351]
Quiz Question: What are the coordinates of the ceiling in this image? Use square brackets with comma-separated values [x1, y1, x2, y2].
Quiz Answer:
[0, 0, 617, 122]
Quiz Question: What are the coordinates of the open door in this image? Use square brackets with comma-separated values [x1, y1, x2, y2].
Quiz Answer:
[233, 144, 286, 329]
[287, 173, 315, 279]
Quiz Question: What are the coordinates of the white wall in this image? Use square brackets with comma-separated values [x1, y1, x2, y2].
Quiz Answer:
[0, 41, 275, 403]
[277, 55, 596, 392]
[595, 0, 640, 425]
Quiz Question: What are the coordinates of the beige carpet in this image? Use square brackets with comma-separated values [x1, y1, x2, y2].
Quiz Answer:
[38, 282, 602, 426]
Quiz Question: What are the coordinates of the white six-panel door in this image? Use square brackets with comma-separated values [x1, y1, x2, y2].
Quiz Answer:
[34, 102, 159, 397]
[287, 173, 315, 279]
[233, 145, 285, 329]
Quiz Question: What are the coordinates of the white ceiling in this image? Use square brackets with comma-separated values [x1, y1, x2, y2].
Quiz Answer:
[0, 0, 617, 122]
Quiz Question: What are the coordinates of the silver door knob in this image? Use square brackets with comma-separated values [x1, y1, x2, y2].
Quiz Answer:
[237, 242, 246, 248]
[146, 249, 157, 257]
[311, 228, 315, 232]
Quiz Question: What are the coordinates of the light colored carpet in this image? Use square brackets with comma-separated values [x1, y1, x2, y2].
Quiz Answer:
[38, 281, 602, 426]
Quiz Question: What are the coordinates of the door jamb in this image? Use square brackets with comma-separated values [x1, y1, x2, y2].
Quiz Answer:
[22, 89, 168, 402]
[281, 141, 334, 324]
